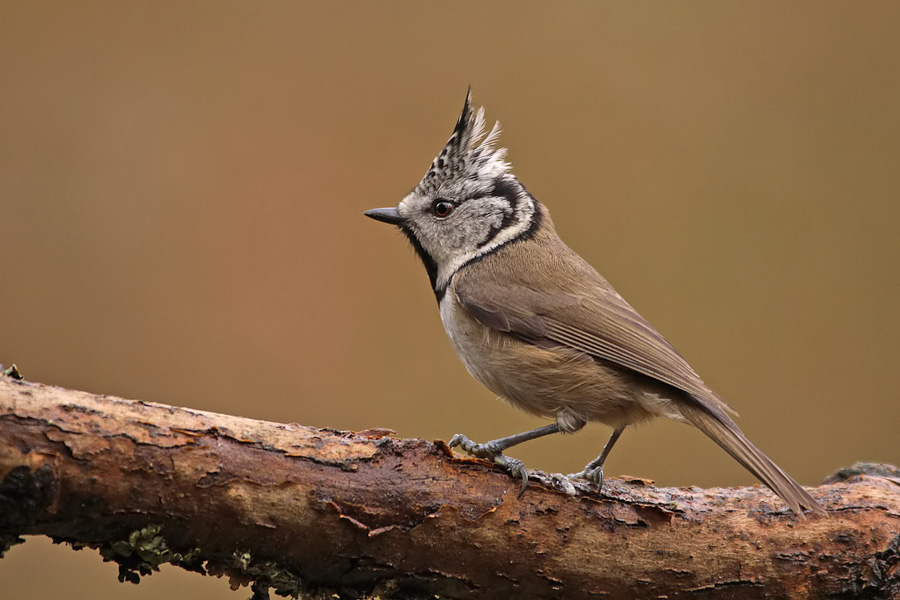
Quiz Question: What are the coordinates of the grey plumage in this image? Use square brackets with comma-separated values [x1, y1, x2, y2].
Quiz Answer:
[365, 91, 825, 517]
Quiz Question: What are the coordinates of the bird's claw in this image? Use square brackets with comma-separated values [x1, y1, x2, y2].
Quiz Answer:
[495, 454, 529, 497]
[566, 466, 606, 495]
[448, 433, 529, 496]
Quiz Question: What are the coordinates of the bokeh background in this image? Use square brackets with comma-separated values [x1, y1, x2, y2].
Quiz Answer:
[2, 2, 899, 598]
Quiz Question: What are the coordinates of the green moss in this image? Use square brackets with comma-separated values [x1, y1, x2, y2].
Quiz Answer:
[231, 550, 304, 598]
[98, 525, 203, 584]
[92, 527, 314, 598]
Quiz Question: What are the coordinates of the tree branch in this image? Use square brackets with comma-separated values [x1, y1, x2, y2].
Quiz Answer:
[1, 377, 898, 599]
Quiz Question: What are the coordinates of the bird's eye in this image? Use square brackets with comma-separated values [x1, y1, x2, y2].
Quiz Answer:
[431, 199, 454, 218]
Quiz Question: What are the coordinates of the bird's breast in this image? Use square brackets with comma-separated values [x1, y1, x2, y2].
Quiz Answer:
[438, 292, 507, 394]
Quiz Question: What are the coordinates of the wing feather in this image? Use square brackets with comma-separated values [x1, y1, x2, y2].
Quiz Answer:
[454, 274, 732, 413]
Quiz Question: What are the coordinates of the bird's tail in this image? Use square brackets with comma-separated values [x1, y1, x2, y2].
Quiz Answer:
[678, 397, 826, 517]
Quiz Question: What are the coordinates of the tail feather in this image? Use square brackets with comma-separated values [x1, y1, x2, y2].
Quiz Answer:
[678, 397, 826, 517]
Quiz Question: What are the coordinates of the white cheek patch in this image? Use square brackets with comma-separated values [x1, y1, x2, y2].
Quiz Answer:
[433, 194, 536, 290]
[449, 199, 506, 246]
[398, 181, 536, 294]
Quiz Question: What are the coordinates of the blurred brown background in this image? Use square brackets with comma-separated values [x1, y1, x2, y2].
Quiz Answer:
[2, 2, 899, 598]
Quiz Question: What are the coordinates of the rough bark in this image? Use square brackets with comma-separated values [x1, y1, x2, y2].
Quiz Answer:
[0, 377, 898, 600]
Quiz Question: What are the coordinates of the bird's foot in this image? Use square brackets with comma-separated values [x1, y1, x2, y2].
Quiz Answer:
[566, 465, 606, 495]
[448, 433, 529, 496]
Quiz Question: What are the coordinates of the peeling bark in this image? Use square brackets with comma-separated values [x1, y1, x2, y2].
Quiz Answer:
[0, 377, 898, 599]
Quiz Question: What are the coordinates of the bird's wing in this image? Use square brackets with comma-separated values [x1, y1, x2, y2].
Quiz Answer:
[454, 269, 732, 413]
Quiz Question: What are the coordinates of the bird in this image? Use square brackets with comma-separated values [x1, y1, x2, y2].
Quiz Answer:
[364, 91, 825, 517]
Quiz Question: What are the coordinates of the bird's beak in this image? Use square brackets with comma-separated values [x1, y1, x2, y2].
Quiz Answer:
[364, 207, 405, 226]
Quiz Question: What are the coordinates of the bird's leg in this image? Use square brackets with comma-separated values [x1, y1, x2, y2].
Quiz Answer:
[568, 425, 626, 493]
[449, 423, 561, 496]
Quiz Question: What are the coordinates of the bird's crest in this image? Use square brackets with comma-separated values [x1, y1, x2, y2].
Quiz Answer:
[415, 90, 510, 195]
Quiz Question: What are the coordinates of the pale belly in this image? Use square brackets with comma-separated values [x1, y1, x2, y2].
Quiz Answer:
[438, 294, 684, 429]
